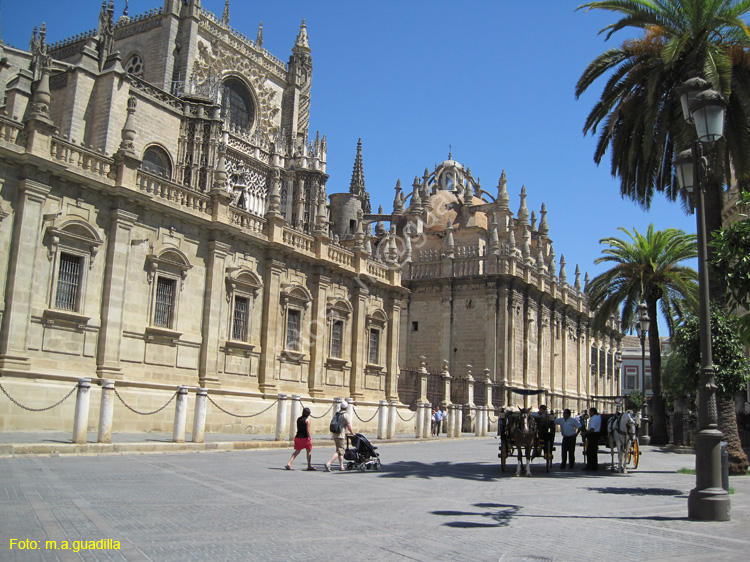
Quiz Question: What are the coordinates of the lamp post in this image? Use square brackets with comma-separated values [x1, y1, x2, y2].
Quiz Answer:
[635, 301, 651, 445]
[674, 77, 730, 521]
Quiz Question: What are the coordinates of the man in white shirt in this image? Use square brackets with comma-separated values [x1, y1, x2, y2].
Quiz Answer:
[554, 409, 581, 469]
[584, 407, 602, 471]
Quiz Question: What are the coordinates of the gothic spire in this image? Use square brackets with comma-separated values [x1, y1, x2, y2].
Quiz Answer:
[574, 265, 582, 291]
[517, 185, 529, 227]
[222, 0, 230, 25]
[497, 170, 509, 210]
[538, 202, 549, 237]
[295, 19, 310, 50]
[256, 21, 264, 48]
[393, 179, 404, 214]
[559, 254, 567, 283]
[349, 138, 371, 213]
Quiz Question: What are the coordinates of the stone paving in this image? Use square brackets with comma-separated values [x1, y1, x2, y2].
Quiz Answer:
[0, 436, 748, 562]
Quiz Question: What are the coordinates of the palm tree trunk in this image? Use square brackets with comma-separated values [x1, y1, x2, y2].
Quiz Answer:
[718, 395, 749, 476]
[647, 299, 669, 445]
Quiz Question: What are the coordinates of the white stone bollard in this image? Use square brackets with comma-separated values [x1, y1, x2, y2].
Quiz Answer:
[424, 402, 432, 438]
[377, 400, 388, 439]
[289, 395, 302, 440]
[455, 405, 463, 437]
[72, 378, 92, 444]
[275, 394, 289, 441]
[415, 403, 424, 438]
[192, 388, 208, 443]
[481, 406, 489, 436]
[172, 386, 189, 443]
[387, 400, 397, 439]
[97, 380, 115, 443]
[446, 405, 454, 438]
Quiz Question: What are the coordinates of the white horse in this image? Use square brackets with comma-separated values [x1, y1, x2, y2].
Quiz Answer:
[607, 411, 638, 473]
[511, 409, 536, 477]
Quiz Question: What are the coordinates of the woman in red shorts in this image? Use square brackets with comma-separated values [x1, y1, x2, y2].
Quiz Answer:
[285, 407, 316, 470]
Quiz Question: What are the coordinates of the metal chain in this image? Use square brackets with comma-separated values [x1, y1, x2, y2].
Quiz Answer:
[352, 405, 379, 423]
[488, 415, 498, 424]
[113, 388, 177, 416]
[207, 395, 278, 418]
[396, 408, 417, 422]
[300, 401, 334, 419]
[0, 381, 77, 412]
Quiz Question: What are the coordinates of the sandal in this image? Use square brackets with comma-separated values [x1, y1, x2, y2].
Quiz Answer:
[285, 465, 292, 470]
[324, 463, 331, 472]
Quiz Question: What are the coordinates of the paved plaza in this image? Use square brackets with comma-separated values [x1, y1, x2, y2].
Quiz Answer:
[1, 437, 749, 562]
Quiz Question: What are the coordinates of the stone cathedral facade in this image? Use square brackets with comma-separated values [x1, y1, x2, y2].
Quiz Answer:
[0, 1, 407, 434]
[384, 157, 623, 412]
[0, 1, 620, 436]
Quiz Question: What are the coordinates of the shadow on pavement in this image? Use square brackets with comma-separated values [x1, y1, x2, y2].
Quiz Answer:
[432, 502, 520, 527]
[587, 486, 685, 496]
[431, 501, 688, 528]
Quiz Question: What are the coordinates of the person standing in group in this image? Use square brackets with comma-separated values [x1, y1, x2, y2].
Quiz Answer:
[431, 407, 437, 436]
[325, 401, 355, 472]
[555, 408, 581, 469]
[434, 406, 443, 436]
[584, 407, 602, 471]
[285, 407, 316, 471]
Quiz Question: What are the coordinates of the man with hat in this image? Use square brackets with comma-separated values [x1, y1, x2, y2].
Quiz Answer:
[325, 400, 355, 472]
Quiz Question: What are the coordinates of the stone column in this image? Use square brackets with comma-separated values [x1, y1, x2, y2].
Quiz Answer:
[198, 240, 231, 388]
[308, 272, 330, 397]
[96, 209, 138, 379]
[455, 405, 463, 437]
[350, 286, 369, 399]
[465, 366, 475, 434]
[476, 405, 484, 437]
[387, 400, 397, 439]
[192, 388, 208, 443]
[385, 296, 403, 400]
[172, 386, 189, 443]
[72, 378, 92, 444]
[289, 395, 302, 440]
[377, 399, 388, 439]
[418, 356, 428, 403]
[275, 394, 289, 441]
[441, 360, 452, 409]
[96, 380, 115, 443]
[484, 291, 498, 390]
[259, 259, 286, 393]
[0, 178, 51, 371]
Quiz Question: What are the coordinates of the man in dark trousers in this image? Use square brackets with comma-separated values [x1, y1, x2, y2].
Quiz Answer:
[584, 407, 602, 471]
[555, 408, 581, 469]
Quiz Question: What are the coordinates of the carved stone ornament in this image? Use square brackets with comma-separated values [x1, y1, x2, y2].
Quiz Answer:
[191, 47, 279, 142]
[46, 221, 103, 268]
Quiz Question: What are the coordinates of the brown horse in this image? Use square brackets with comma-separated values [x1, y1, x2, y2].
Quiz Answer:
[511, 408, 536, 477]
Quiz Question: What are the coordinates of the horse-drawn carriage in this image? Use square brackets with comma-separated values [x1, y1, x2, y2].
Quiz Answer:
[497, 408, 555, 475]
[581, 411, 641, 472]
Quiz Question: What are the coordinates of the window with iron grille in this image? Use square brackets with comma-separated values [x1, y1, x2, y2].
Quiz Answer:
[154, 277, 176, 328]
[330, 320, 343, 358]
[286, 309, 301, 351]
[55, 253, 82, 311]
[369, 328, 380, 364]
[232, 296, 249, 341]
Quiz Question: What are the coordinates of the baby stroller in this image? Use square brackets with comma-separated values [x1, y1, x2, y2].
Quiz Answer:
[344, 433, 381, 471]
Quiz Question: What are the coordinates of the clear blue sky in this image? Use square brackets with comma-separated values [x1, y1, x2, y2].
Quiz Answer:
[2, 0, 700, 332]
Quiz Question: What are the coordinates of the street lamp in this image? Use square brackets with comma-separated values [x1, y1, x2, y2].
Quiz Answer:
[635, 301, 651, 445]
[674, 78, 730, 521]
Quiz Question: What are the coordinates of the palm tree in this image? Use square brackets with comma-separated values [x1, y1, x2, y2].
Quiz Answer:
[575, 0, 750, 302]
[586, 225, 698, 445]
[576, 0, 750, 471]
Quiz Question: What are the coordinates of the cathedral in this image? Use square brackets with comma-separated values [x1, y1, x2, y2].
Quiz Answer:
[0, 0, 620, 436]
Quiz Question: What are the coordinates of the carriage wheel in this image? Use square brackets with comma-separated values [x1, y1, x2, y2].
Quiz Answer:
[627, 438, 640, 469]
[500, 441, 508, 472]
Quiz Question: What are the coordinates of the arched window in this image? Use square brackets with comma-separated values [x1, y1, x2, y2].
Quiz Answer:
[221, 77, 255, 131]
[142, 146, 172, 179]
